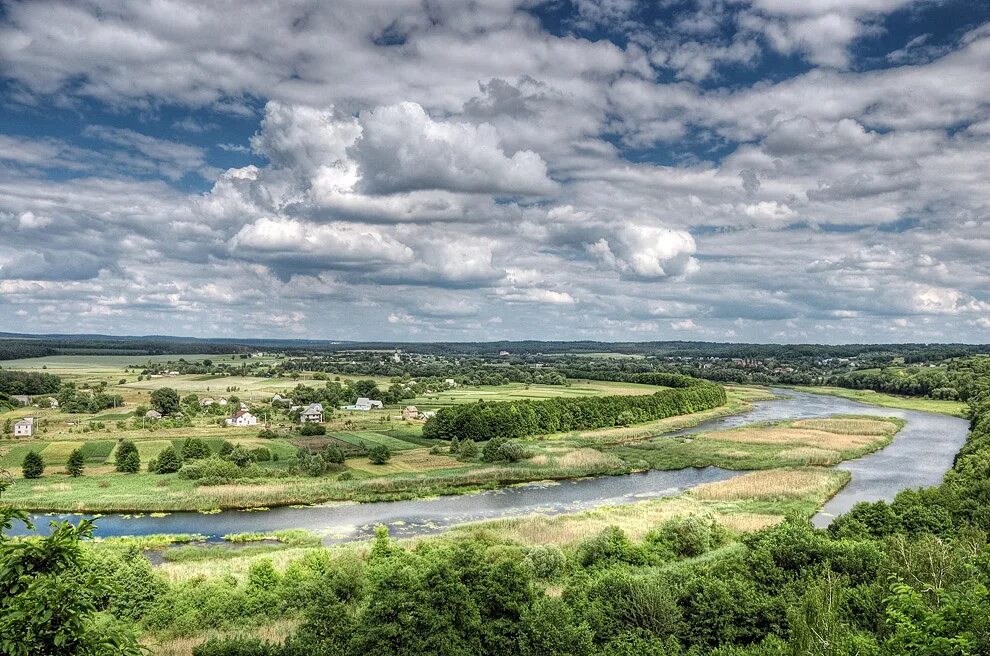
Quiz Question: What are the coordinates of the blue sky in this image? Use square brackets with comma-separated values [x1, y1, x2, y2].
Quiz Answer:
[0, 0, 988, 342]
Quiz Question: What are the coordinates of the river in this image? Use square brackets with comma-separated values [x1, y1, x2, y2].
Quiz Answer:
[13, 389, 969, 541]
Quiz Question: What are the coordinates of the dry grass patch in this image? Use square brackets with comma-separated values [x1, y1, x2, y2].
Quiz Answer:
[791, 417, 897, 435]
[719, 513, 784, 532]
[778, 446, 841, 465]
[554, 447, 621, 469]
[692, 468, 848, 503]
[144, 618, 299, 656]
[706, 427, 879, 451]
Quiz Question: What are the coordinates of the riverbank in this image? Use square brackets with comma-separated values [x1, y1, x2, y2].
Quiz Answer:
[785, 385, 968, 417]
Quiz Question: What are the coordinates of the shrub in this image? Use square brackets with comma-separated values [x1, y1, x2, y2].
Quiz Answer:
[218, 440, 235, 456]
[22, 450, 44, 479]
[459, 438, 478, 459]
[644, 515, 731, 559]
[119, 450, 141, 473]
[576, 526, 643, 568]
[181, 437, 211, 460]
[250, 447, 272, 462]
[300, 423, 326, 436]
[115, 439, 139, 472]
[178, 456, 250, 483]
[338, 471, 354, 481]
[524, 545, 567, 580]
[66, 447, 85, 477]
[368, 445, 391, 465]
[226, 445, 253, 467]
[482, 436, 525, 463]
[320, 444, 345, 464]
[258, 428, 277, 439]
[155, 446, 183, 474]
[192, 638, 283, 656]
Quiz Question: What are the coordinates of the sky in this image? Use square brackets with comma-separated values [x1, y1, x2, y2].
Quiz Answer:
[0, 0, 988, 343]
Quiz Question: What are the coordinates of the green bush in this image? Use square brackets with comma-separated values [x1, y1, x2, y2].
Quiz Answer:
[66, 447, 85, 477]
[300, 422, 326, 436]
[368, 444, 391, 465]
[154, 446, 183, 474]
[482, 437, 525, 462]
[181, 437, 211, 460]
[644, 514, 731, 559]
[22, 450, 44, 479]
[115, 439, 140, 472]
[179, 456, 255, 483]
[458, 438, 478, 459]
[523, 544, 567, 580]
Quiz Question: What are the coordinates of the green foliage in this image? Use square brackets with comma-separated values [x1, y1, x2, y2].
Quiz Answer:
[458, 438, 478, 459]
[155, 446, 183, 474]
[482, 437, 525, 463]
[523, 544, 567, 581]
[424, 377, 726, 441]
[320, 444, 345, 464]
[66, 447, 85, 477]
[114, 439, 139, 473]
[368, 444, 391, 465]
[643, 514, 731, 559]
[150, 386, 180, 416]
[300, 422, 327, 436]
[21, 450, 44, 479]
[181, 437, 212, 460]
[0, 478, 141, 656]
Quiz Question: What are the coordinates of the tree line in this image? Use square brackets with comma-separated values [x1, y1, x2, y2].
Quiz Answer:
[423, 375, 726, 441]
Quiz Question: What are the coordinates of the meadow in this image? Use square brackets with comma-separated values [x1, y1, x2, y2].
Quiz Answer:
[786, 385, 968, 417]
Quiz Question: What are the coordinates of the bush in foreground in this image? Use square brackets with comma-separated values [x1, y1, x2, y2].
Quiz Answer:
[368, 445, 391, 465]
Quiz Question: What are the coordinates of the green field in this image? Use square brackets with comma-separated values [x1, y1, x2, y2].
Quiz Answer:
[787, 385, 968, 417]
[403, 379, 665, 409]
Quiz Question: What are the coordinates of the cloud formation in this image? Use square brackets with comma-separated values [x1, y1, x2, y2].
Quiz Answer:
[0, 0, 987, 342]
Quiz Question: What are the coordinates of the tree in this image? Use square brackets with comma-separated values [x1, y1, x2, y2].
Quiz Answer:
[459, 438, 478, 459]
[155, 446, 182, 474]
[450, 435, 460, 454]
[22, 451, 44, 479]
[66, 448, 85, 477]
[181, 437, 211, 460]
[150, 387, 180, 416]
[115, 440, 140, 473]
[321, 443, 345, 464]
[0, 475, 142, 656]
[368, 444, 391, 465]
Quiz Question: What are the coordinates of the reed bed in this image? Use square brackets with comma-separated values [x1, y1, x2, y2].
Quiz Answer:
[691, 468, 848, 502]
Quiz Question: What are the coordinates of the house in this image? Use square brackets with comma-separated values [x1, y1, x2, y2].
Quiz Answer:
[271, 393, 285, 403]
[402, 405, 419, 420]
[201, 397, 215, 406]
[13, 417, 35, 437]
[218, 397, 228, 406]
[226, 409, 258, 426]
[444, 378, 457, 387]
[499, 350, 510, 356]
[421, 410, 437, 419]
[239, 402, 249, 410]
[145, 410, 162, 420]
[11, 395, 31, 406]
[49, 398, 59, 409]
[344, 397, 383, 411]
[300, 403, 324, 423]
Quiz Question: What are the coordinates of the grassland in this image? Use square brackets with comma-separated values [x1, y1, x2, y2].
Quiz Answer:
[787, 385, 968, 417]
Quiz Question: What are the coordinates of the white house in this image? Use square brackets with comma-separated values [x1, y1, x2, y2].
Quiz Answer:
[444, 378, 458, 388]
[218, 397, 228, 406]
[271, 393, 285, 403]
[201, 397, 215, 406]
[300, 403, 324, 423]
[421, 410, 437, 419]
[13, 417, 35, 437]
[226, 409, 258, 426]
[402, 406, 420, 420]
[145, 410, 162, 420]
[344, 397, 383, 411]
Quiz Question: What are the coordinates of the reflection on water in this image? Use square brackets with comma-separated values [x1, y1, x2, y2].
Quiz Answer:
[13, 390, 969, 540]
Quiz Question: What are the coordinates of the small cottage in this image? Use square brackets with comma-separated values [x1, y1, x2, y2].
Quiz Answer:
[300, 403, 324, 423]
[226, 410, 258, 426]
[13, 417, 35, 437]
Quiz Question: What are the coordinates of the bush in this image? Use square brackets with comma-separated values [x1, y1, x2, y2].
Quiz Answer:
[459, 438, 478, 459]
[179, 456, 251, 483]
[258, 428, 277, 439]
[320, 444, 345, 464]
[66, 447, 85, 477]
[115, 439, 139, 472]
[338, 471, 354, 481]
[226, 445, 253, 467]
[155, 446, 183, 474]
[368, 445, 391, 465]
[644, 515, 731, 559]
[524, 545, 567, 580]
[218, 440, 235, 457]
[22, 450, 44, 479]
[300, 423, 326, 436]
[181, 437, 212, 460]
[250, 447, 272, 462]
[482, 436, 525, 463]
[576, 526, 643, 568]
